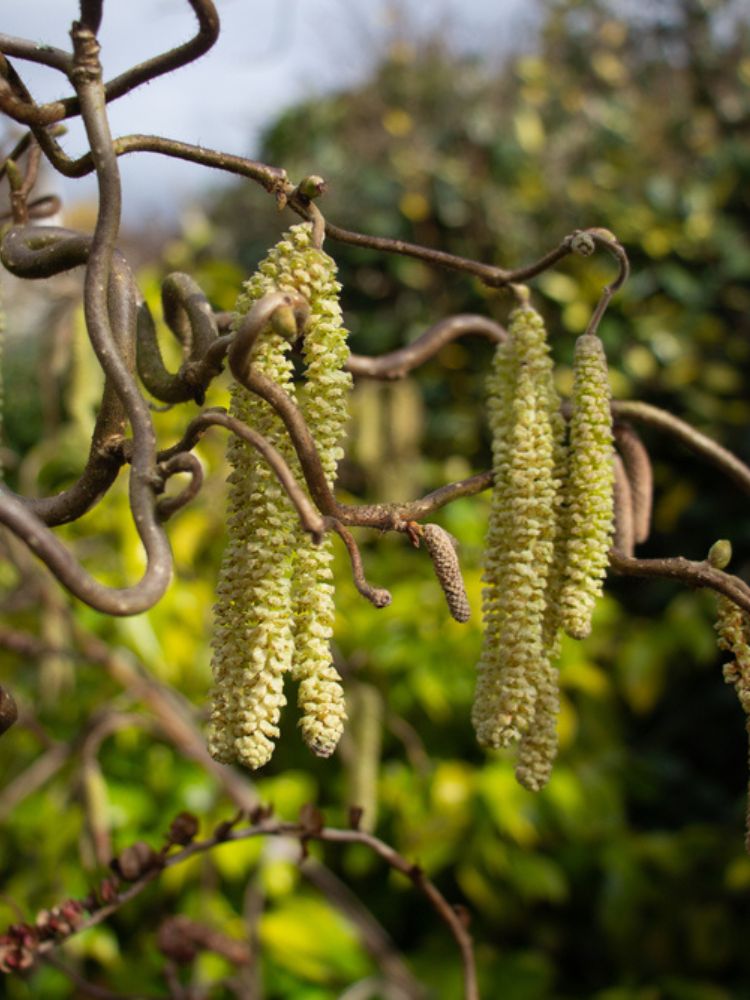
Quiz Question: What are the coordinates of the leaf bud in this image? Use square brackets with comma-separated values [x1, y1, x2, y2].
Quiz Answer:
[708, 539, 732, 569]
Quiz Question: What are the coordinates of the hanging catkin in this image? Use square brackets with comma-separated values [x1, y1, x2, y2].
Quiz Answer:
[291, 228, 351, 758]
[559, 333, 615, 640]
[209, 223, 351, 768]
[473, 304, 564, 754]
[208, 234, 300, 769]
[515, 367, 568, 791]
[712, 541, 750, 849]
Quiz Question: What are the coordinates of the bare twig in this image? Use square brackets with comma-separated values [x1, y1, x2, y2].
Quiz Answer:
[327, 521, 392, 608]
[610, 550, 750, 613]
[29, 816, 478, 1000]
[157, 408, 325, 539]
[346, 314, 506, 380]
[0, 742, 71, 821]
[612, 400, 750, 498]
[301, 857, 426, 999]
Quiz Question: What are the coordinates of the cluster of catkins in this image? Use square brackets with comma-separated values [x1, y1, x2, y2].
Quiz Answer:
[474, 302, 615, 791]
[208, 223, 351, 770]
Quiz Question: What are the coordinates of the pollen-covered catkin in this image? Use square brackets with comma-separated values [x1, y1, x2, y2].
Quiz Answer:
[209, 223, 352, 767]
[291, 226, 351, 757]
[559, 333, 615, 640]
[715, 593, 750, 713]
[473, 304, 564, 752]
[713, 565, 750, 848]
[208, 232, 301, 768]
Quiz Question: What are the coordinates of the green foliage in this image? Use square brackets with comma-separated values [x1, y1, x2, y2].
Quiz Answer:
[2, 1, 750, 997]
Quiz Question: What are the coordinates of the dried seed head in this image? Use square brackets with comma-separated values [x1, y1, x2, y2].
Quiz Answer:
[421, 523, 471, 623]
[114, 841, 160, 882]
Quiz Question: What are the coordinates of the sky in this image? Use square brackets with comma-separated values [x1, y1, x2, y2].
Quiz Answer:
[3, 0, 539, 225]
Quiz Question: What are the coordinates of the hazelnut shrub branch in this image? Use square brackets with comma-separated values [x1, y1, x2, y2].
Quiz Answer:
[2, 2, 750, 997]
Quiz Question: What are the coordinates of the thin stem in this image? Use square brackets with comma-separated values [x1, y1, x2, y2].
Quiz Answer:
[33, 819, 479, 1000]
[346, 314, 506, 380]
[158, 408, 326, 539]
[327, 521, 392, 608]
[612, 400, 750, 498]
[610, 550, 750, 613]
[0, 1, 220, 126]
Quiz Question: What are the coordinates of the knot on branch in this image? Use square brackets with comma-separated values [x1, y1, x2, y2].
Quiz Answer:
[70, 24, 102, 85]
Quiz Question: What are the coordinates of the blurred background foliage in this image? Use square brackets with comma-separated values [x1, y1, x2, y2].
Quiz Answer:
[1, 0, 750, 996]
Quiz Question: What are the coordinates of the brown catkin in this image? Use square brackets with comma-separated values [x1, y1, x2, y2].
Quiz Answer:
[421, 523, 471, 623]
[614, 422, 653, 545]
[612, 453, 635, 558]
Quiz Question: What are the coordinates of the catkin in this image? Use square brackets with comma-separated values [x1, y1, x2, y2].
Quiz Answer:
[208, 235, 299, 768]
[209, 223, 351, 768]
[291, 228, 351, 758]
[473, 304, 564, 755]
[714, 583, 750, 849]
[715, 593, 750, 713]
[559, 333, 615, 640]
[422, 523, 471, 623]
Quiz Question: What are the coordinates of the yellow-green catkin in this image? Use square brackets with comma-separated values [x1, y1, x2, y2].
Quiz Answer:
[291, 227, 351, 758]
[713, 550, 750, 848]
[208, 233, 299, 768]
[715, 594, 750, 713]
[559, 333, 615, 640]
[473, 304, 564, 761]
[515, 385, 568, 792]
[209, 223, 351, 768]
[0, 277, 4, 482]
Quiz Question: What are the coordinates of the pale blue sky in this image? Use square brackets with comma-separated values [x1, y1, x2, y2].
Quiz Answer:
[4, 1, 539, 223]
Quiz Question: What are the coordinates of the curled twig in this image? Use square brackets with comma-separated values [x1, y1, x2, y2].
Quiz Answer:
[156, 453, 204, 521]
[346, 314, 506, 380]
[158, 408, 325, 540]
[327, 521, 392, 608]
[136, 273, 224, 404]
